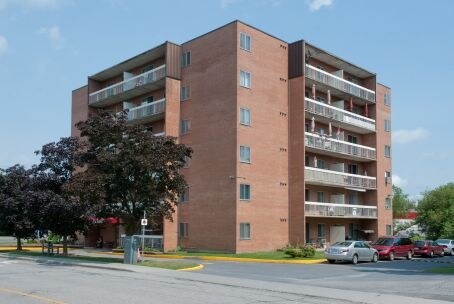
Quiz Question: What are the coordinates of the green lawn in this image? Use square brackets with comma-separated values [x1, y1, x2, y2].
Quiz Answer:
[425, 266, 454, 274]
[168, 250, 325, 260]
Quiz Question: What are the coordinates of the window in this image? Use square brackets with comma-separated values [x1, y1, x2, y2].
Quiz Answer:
[180, 120, 191, 134]
[240, 184, 251, 200]
[240, 70, 251, 88]
[142, 96, 153, 105]
[348, 164, 358, 175]
[305, 189, 310, 201]
[318, 128, 325, 136]
[239, 33, 251, 51]
[385, 171, 391, 185]
[305, 123, 309, 132]
[182, 51, 191, 67]
[317, 191, 325, 203]
[384, 119, 391, 132]
[317, 224, 326, 238]
[384, 93, 391, 106]
[386, 224, 392, 236]
[240, 146, 251, 163]
[347, 135, 358, 144]
[181, 85, 190, 101]
[305, 156, 309, 166]
[385, 145, 391, 158]
[240, 108, 251, 125]
[179, 223, 188, 237]
[385, 197, 391, 209]
[317, 159, 325, 169]
[240, 223, 251, 239]
[142, 64, 154, 73]
[179, 187, 189, 203]
[183, 156, 190, 168]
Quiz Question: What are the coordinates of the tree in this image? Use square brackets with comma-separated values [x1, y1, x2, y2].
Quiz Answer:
[33, 137, 92, 255]
[416, 183, 454, 240]
[392, 185, 414, 218]
[69, 111, 192, 235]
[0, 165, 38, 250]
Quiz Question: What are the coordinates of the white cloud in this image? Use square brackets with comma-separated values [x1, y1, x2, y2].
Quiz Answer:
[38, 26, 64, 49]
[392, 128, 429, 144]
[0, 0, 58, 10]
[392, 174, 408, 188]
[220, 0, 238, 9]
[306, 0, 333, 11]
[0, 35, 8, 55]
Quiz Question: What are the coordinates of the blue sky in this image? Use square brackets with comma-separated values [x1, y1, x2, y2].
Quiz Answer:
[0, 0, 453, 199]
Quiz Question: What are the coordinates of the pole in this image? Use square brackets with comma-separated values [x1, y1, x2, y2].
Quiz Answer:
[141, 211, 146, 261]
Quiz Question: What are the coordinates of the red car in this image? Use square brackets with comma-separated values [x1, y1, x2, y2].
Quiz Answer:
[372, 237, 414, 260]
[413, 240, 445, 258]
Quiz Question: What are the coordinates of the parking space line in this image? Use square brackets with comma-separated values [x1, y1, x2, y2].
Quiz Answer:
[0, 287, 67, 304]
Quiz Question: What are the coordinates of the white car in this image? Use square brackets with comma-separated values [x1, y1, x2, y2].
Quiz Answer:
[325, 241, 378, 264]
[435, 239, 454, 256]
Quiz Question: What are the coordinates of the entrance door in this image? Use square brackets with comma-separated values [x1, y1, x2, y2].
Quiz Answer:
[330, 226, 345, 245]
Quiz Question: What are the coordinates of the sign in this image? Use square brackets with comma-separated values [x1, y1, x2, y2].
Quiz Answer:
[141, 219, 148, 226]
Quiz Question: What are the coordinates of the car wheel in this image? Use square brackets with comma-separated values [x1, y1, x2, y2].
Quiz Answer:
[352, 254, 358, 265]
[440, 251, 445, 257]
[328, 259, 335, 264]
[406, 251, 412, 260]
[451, 249, 454, 256]
[389, 251, 395, 261]
[372, 253, 378, 263]
[428, 251, 434, 258]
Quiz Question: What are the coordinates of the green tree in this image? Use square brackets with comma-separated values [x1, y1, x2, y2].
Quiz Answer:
[69, 111, 192, 235]
[392, 185, 413, 218]
[416, 183, 454, 240]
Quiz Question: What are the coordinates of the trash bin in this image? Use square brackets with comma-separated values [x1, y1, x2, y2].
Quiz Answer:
[123, 236, 139, 264]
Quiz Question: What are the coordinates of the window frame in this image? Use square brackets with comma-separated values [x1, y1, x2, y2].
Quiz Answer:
[239, 183, 251, 201]
[240, 222, 251, 240]
[182, 51, 191, 68]
[386, 224, 392, 236]
[179, 187, 190, 203]
[385, 145, 391, 158]
[180, 119, 191, 135]
[239, 108, 251, 126]
[239, 145, 251, 163]
[384, 119, 391, 132]
[178, 222, 188, 237]
[240, 70, 251, 88]
[181, 85, 190, 101]
[239, 32, 251, 52]
[385, 197, 392, 209]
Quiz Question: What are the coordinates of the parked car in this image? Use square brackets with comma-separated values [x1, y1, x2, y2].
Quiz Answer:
[435, 239, 454, 256]
[325, 241, 378, 265]
[413, 240, 444, 258]
[372, 237, 414, 261]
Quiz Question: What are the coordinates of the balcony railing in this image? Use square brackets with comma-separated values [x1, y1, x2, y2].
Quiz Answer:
[305, 167, 376, 190]
[305, 132, 376, 161]
[89, 65, 166, 105]
[305, 98, 375, 132]
[127, 98, 165, 122]
[305, 201, 377, 218]
[305, 64, 375, 102]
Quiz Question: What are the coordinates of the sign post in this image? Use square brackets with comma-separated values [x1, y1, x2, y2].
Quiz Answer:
[140, 211, 147, 261]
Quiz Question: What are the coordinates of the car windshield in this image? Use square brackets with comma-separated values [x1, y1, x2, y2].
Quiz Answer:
[436, 239, 449, 244]
[414, 241, 425, 247]
[332, 241, 352, 247]
[373, 238, 393, 246]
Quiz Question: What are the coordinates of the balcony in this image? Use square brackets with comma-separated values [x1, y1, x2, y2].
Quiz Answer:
[305, 167, 376, 190]
[305, 132, 376, 162]
[305, 64, 375, 103]
[89, 65, 166, 107]
[305, 201, 377, 219]
[305, 97, 375, 134]
[127, 98, 165, 124]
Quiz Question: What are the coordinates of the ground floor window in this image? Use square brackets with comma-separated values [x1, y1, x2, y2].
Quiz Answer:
[240, 223, 251, 239]
[386, 224, 392, 236]
[179, 223, 188, 237]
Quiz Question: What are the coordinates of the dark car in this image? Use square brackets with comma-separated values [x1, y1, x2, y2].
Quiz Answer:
[413, 240, 444, 258]
[372, 237, 414, 261]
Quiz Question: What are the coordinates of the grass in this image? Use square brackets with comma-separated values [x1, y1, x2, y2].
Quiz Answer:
[425, 266, 454, 274]
[166, 250, 325, 260]
[0, 249, 199, 270]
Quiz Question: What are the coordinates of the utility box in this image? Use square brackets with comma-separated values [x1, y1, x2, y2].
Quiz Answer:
[123, 236, 139, 264]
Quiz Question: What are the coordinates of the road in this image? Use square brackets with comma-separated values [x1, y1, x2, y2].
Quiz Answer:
[0, 254, 452, 304]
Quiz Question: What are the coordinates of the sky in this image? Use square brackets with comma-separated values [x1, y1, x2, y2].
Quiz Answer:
[0, 0, 453, 200]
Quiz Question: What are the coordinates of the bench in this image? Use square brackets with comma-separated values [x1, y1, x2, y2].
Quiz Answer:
[41, 243, 64, 255]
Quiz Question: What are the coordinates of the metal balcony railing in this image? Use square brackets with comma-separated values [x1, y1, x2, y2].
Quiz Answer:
[89, 65, 166, 105]
[127, 98, 165, 122]
[305, 167, 376, 189]
[305, 201, 377, 218]
[305, 132, 376, 160]
[305, 98, 375, 132]
[305, 64, 375, 102]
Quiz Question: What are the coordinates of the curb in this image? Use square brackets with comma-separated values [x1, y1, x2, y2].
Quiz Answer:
[178, 264, 205, 271]
[149, 254, 326, 264]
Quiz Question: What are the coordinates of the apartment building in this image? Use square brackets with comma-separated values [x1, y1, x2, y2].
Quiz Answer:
[71, 20, 393, 253]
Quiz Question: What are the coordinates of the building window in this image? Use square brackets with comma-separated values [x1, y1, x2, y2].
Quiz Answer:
[240, 146, 251, 163]
[180, 119, 191, 134]
[305, 189, 310, 201]
[239, 33, 251, 51]
[384, 93, 391, 106]
[142, 64, 154, 73]
[317, 224, 326, 238]
[385, 197, 392, 209]
[305, 156, 309, 166]
[240, 223, 251, 239]
[179, 187, 189, 203]
[179, 223, 188, 237]
[347, 135, 358, 144]
[182, 51, 191, 67]
[183, 156, 190, 168]
[317, 191, 325, 203]
[385, 145, 391, 158]
[385, 171, 391, 185]
[348, 164, 358, 175]
[384, 119, 391, 132]
[240, 70, 251, 88]
[240, 108, 251, 126]
[181, 85, 190, 101]
[240, 184, 251, 200]
[386, 224, 392, 236]
[317, 159, 325, 169]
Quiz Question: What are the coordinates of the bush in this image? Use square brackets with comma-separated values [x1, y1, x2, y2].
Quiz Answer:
[284, 244, 316, 258]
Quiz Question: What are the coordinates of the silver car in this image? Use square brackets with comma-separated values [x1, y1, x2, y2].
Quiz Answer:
[436, 239, 454, 255]
[325, 241, 379, 264]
